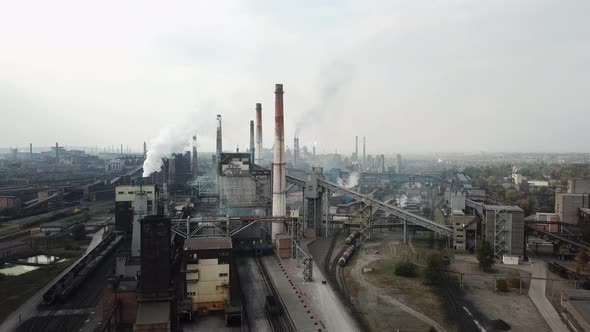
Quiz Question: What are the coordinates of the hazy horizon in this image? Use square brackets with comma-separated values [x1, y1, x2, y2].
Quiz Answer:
[2, 1, 589, 154]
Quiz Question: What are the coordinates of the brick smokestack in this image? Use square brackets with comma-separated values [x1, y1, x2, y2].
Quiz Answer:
[255, 103, 263, 165]
[249, 120, 255, 164]
[272, 84, 286, 239]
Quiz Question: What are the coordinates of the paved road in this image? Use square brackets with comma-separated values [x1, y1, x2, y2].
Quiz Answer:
[528, 257, 569, 332]
[0, 229, 106, 332]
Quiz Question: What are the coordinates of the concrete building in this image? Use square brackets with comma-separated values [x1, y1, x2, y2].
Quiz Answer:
[115, 185, 158, 234]
[445, 190, 465, 212]
[184, 237, 232, 313]
[482, 205, 525, 258]
[555, 193, 589, 224]
[0, 196, 20, 210]
[561, 289, 590, 331]
[452, 211, 477, 251]
[568, 178, 590, 194]
[527, 180, 549, 190]
[218, 152, 271, 216]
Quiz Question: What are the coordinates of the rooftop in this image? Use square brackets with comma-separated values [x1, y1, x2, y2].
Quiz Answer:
[135, 301, 170, 325]
[483, 204, 524, 212]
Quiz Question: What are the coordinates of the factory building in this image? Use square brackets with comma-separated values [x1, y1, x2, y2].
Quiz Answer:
[451, 211, 477, 251]
[568, 178, 590, 194]
[218, 152, 271, 216]
[482, 205, 525, 258]
[555, 193, 589, 224]
[115, 185, 158, 234]
[184, 237, 232, 313]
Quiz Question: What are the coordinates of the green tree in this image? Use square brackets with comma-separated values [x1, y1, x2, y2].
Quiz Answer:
[505, 189, 522, 203]
[476, 240, 495, 272]
[423, 253, 443, 285]
[516, 198, 530, 215]
[496, 278, 509, 292]
[506, 271, 521, 288]
[395, 261, 417, 278]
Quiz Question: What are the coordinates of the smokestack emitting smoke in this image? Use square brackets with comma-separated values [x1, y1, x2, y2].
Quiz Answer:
[255, 103, 263, 165]
[249, 120, 255, 163]
[293, 137, 299, 166]
[337, 171, 360, 189]
[216, 114, 222, 160]
[272, 84, 286, 239]
[143, 142, 147, 159]
[142, 126, 195, 178]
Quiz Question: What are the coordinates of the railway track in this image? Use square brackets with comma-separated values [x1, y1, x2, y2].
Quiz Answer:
[255, 256, 296, 332]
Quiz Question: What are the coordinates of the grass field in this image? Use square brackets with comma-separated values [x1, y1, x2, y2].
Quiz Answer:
[0, 252, 81, 323]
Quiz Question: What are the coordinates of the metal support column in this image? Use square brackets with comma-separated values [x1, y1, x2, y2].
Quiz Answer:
[324, 191, 329, 238]
[403, 219, 407, 243]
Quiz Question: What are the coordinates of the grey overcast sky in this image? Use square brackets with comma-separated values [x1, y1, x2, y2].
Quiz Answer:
[1, 0, 589, 154]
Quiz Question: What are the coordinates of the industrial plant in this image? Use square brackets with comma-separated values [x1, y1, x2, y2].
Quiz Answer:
[1, 81, 589, 332]
[2, 2, 590, 331]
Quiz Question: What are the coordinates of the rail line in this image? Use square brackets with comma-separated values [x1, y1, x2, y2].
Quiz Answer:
[255, 256, 296, 332]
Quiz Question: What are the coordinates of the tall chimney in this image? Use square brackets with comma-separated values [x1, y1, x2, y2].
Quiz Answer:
[355, 136, 358, 161]
[120, 144, 123, 156]
[29, 143, 33, 160]
[313, 143, 316, 164]
[55, 142, 59, 162]
[255, 103, 263, 165]
[293, 137, 299, 166]
[363, 136, 366, 166]
[249, 120, 255, 163]
[216, 115, 222, 161]
[143, 142, 147, 159]
[192, 135, 198, 178]
[272, 84, 286, 239]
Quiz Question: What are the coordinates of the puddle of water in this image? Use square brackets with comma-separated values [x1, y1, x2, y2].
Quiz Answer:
[17, 255, 65, 265]
[0, 264, 40, 276]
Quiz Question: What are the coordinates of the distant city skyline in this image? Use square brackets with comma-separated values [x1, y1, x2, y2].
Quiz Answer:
[2, 1, 590, 153]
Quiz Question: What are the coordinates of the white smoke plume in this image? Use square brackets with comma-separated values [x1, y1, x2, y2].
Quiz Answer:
[143, 126, 194, 177]
[337, 171, 359, 189]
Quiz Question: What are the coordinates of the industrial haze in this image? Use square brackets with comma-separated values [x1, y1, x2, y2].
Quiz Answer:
[1, 1, 590, 153]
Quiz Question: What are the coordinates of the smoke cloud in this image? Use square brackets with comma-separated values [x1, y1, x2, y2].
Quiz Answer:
[337, 171, 359, 189]
[294, 61, 355, 138]
[142, 125, 195, 177]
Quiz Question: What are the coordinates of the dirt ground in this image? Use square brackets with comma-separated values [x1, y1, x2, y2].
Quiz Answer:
[451, 257, 551, 332]
[343, 231, 456, 332]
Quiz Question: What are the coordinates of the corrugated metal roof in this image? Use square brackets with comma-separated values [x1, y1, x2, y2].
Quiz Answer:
[185, 237, 232, 250]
